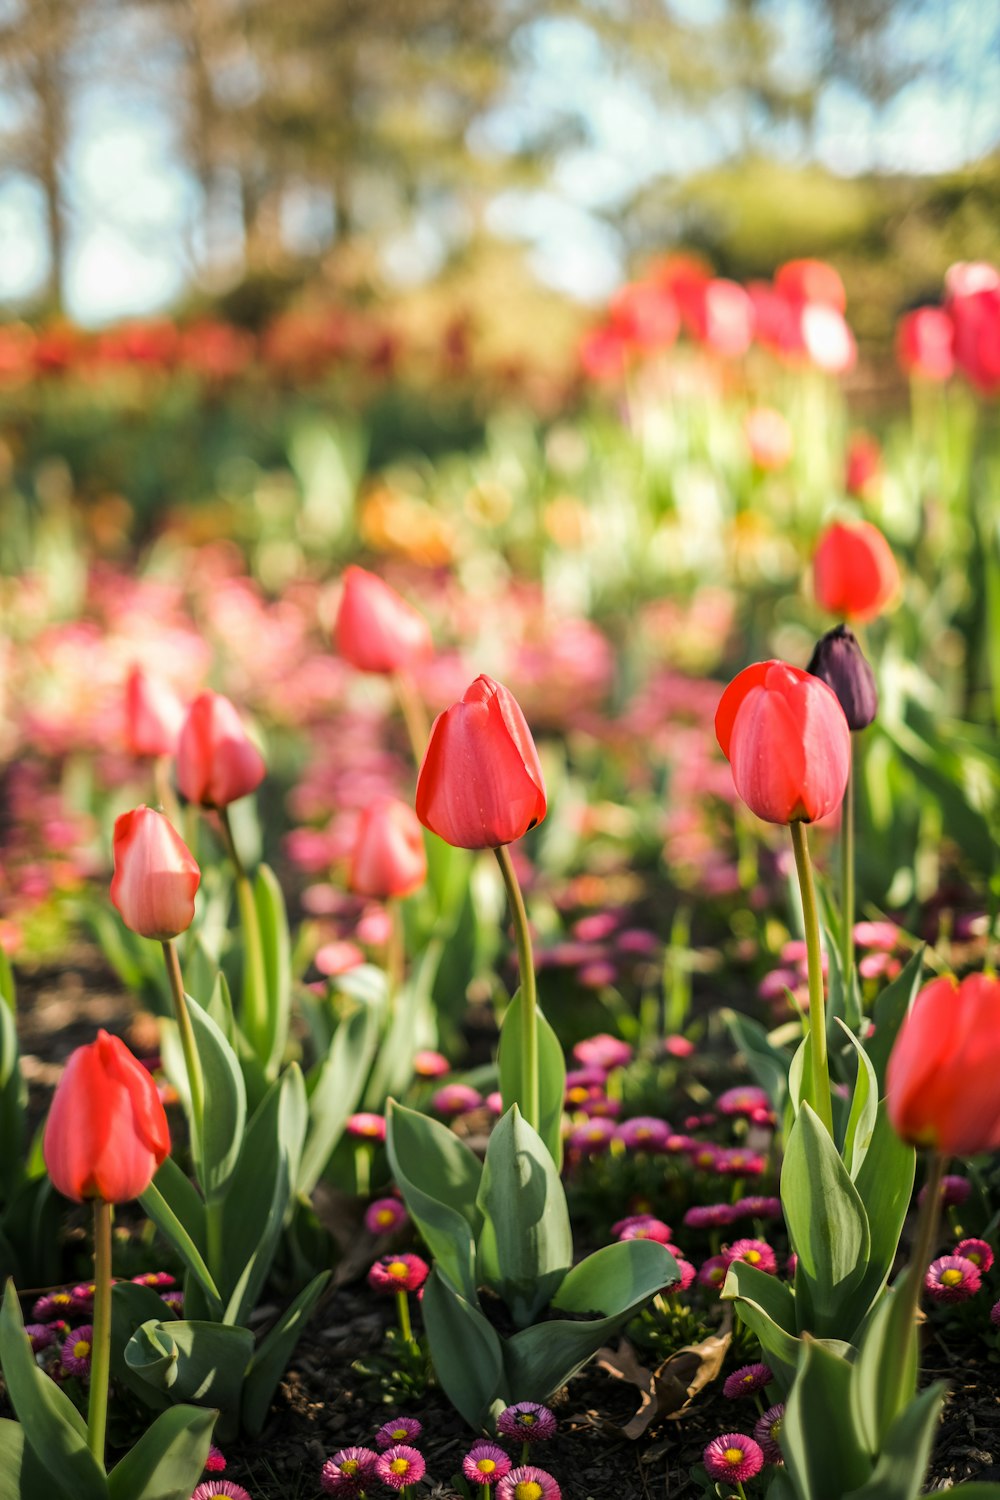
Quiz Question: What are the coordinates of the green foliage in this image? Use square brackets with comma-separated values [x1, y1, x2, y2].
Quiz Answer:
[497, 989, 566, 1169]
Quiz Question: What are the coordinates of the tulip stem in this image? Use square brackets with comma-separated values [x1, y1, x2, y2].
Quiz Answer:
[161, 940, 204, 1158]
[840, 749, 856, 999]
[87, 1199, 113, 1466]
[494, 843, 540, 1134]
[219, 807, 270, 1070]
[790, 820, 833, 1134]
[394, 671, 430, 767]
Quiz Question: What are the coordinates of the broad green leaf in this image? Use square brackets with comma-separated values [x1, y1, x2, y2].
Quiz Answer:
[0, 1001, 25, 1201]
[125, 1320, 253, 1413]
[837, 1019, 878, 1179]
[0, 1281, 108, 1500]
[362, 973, 427, 1112]
[498, 990, 566, 1168]
[255, 864, 291, 1076]
[106, 1405, 216, 1500]
[783, 1338, 872, 1500]
[110, 1283, 176, 1413]
[0, 944, 16, 1011]
[0, 1416, 70, 1500]
[475, 1107, 571, 1327]
[721, 1260, 801, 1387]
[842, 1383, 945, 1500]
[865, 948, 925, 1088]
[138, 1174, 222, 1317]
[241, 1272, 330, 1436]
[205, 970, 237, 1043]
[298, 1005, 378, 1196]
[787, 1032, 810, 1119]
[385, 1100, 482, 1302]
[421, 1268, 507, 1430]
[850, 1102, 915, 1324]
[783, 1104, 870, 1338]
[187, 996, 247, 1203]
[849, 1272, 919, 1456]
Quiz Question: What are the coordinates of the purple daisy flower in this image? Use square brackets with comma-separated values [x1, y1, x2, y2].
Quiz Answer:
[320, 1447, 378, 1494]
[566, 1118, 617, 1156]
[24, 1323, 55, 1354]
[70, 1282, 97, 1313]
[375, 1444, 426, 1491]
[32, 1291, 75, 1322]
[60, 1325, 94, 1377]
[955, 1238, 994, 1273]
[703, 1433, 765, 1483]
[925, 1255, 982, 1303]
[991, 1299, 1000, 1327]
[723, 1362, 774, 1400]
[754, 1402, 785, 1464]
[496, 1465, 562, 1500]
[192, 1484, 252, 1500]
[160, 1290, 184, 1314]
[496, 1402, 557, 1442]
[375, 1416, 423, 1450]
[918, 1174, 970, 1208]
[616, 1117, 671, 1152]
[463, 1442, 513, 1487]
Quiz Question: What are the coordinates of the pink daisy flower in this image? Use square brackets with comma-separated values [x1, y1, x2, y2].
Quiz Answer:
[664, 1257, 696, 1293]
[160, 1290, 184, 1314]
[70, 1282, 97, 1312]
[723, 1239, 778, 1275]
[703, 1433, 765, 1483]
[754, 1402, 785, 1464]
[697, 1255, 729, 1290]
[688, 1143, 725, 1174]
[321, 1446, 378, 1494]
[716, 1086, 771, 1117]
[567, 1118, 616, 1155]
[723, 1362, 773, 1399]
[496, 1402, 557, 1442]
[25, 1323, 55, 1353]
[956, 1238, 994, 1273]
[925, 1255, 982, 1303]
[375, 1416, 423, 1449]
[205, 1445, 227, 1472]
[616, 1217, 673, 1245]
[60, 1325, 94, 1377]
[131, 1271, 175, 1289]
[684, 1203, 738, 1230]
[375, 1444, 426, 1491]
[192, 1484, 252, 1500]
[496, 1465, 562, 1500]
[431, 1083, 483, 1116]
[919, 1174, 970, 1208]
[365, 1197, 409, 1235]
[412, 1049, 450, 1078]
[853, 920, 900, 950]
[32, 1291, 75, 1322]
[733, 1195, 782, 1221]
[346, 1112, 386, 1142]
[367, 1254, 429, 1294]
[663, 1034, 695, 1057]
[991, 1299, 1000, 1327]
[616, 1117, 671, 1152]
[463, 1442, 513, 1486]
[612, 1213, 672, 1239]
[572, 1033, 632, 1070]
[715, 1147, 767, 1177]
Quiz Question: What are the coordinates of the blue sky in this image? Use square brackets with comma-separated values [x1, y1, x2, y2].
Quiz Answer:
[0, 1, 997, 323]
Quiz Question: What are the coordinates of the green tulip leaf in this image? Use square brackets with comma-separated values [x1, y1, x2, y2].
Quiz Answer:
[255, 864, 291, 1077]
[783, 1337, 872, 1500]
[0, 1416, 71, 1500]
[106, 1404, 217, 1500]
[0, 1281, 108, 1500]
[842, 1383, 945, 1500]
[125, 1319, 253, 1413]
[783, 1103, 870, 1338]
[836, 1018, 879, 1179]
[849, 1272, 919, 1456]
[385, 1100, 482, 1302]
[721, 1260, 801, 1388]
[420, 1268, 507, 1430]
[187, 996, 247, 1204]
[139, 1170, 222, 1318]
[110, 1283, 177, 1413]
[849, 1101, 915, 1325]
[498, 989, 566, 1168]
[0, 1000, 26, 1202]
[298, 1004, 379, 1195]
[475, 1106, 572, 1327]
[241, 1271, 330, 1436]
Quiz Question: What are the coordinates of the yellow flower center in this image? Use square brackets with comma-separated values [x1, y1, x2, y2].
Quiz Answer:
[746, 1250, 761, 1263]
[941, 1268, 963, 1286]
[388, 1260, 408, 1277]
[742, 1373, 754, 1385]
[514, 1484, 543, 1500]
[521, 1413, 536, 1425]
[390, 1458, 408, 1475]
[724, 1447, 745, 1465]
[477, 1459, 497, 1474]
[391, 1428, 407, 1440]
[567, 1086, 588, 1104]
[342, 1460, 359, 1476]
[73, 1340, 91, 1359]
[376, 1210, 395, 1226]
[967, 1252, 983, 1266]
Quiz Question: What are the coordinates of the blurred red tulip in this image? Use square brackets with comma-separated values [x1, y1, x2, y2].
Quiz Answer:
[744, 407, 793, 471]
[686, 279, 755, 358]
[176, 691, 266, 808]
[579, 325, 630, 382]
[44, 1030, 170, 1203]
[110, 805, 200, 940]
[608, 280, 680, 352]
[715, 660, 851, 825]
[887, 973, 1000, 1155]
[334, 566, 432, 675]
[948, 284, 1000, 396]
[124, 666, 185, 757]
[350, 796, 427, 899]
[416, 674, 546, 849]
[774, 259, 847, 312]
[800, 304, 856, 374]
[746, 282, 805, 360]
[844, 432, 882, 499]
[813, 519, 900, 622]
[896, 307, 954, 381]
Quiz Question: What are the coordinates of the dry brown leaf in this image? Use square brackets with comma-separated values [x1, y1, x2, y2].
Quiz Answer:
[587, 1308, 733, 1439]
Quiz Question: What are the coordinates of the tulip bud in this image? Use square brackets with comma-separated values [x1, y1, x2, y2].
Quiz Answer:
[44, 1030, 171, 1203]
[110, 805, 200, 940]
[350, 797, 427, 900]
[123, 667, 185, 757]
[416, 675, 546, 850]
[812, 519, 900, 623]
[176, 691, 265, 808]
[715, 660, 851, 825]
[334, 566, 432, 675]
[806, 625, 878, 731]
[887, 973, 1000, 1156]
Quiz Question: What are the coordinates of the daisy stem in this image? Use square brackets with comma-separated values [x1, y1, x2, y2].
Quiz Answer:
[87, 1198, 113, 1466]
[736, 1484, 749, 1500]
[840, 748, 856, 999]
[396, 1288, 415, 1351]
[790, 820, 833, 1134]
[356, 1141, 373, 1198]
[494, 843, 540, 1135]
[521, 1440, 530, 1465]
[219, 806, 270, 1071]
[161, 939, 204, 1161]
[394, 670, 430, 767]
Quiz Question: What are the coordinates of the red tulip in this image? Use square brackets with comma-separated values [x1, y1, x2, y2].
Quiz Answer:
[334, 566, 432, 675]
[579, 325, 629, 382]
[844, 432, 881, 499]
[948, 283, 1000, 396]
[685, 279, 755, 358]
[813, 519, 900, 622]
[896, 307, 954, 382]
[887, 974, 1000, 1155]
[800, 304, 856, 374]
[774, 259, 847, 312]
[715, 660, 851, 825]
[110, 805, 200, 940]
[608, 280, 680, 352]
[350, 796, 427, 899]
[416, 675, 546, 849]
[44, 1030, 170, 1203]
[176, 691, 265, 808]
[123, 666, 185, 758]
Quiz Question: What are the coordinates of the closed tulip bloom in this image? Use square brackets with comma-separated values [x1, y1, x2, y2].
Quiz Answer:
[416, 675, 546, 849]
[812, 519, 900, 622]
[176, 691, 265, 807]
[806, 625, 878, 731]
[896, 307, 954, 382]
[123, 666, 185, 757]
[334, 565, 432, 675]
[110, 806, 200, 939]
[887, 973, 1000, 1156]
[775, 258, 847, 312]
[715, 661, 851, 825]
[350, 796, 427, 899]
[44, 1030, 170, 1203]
